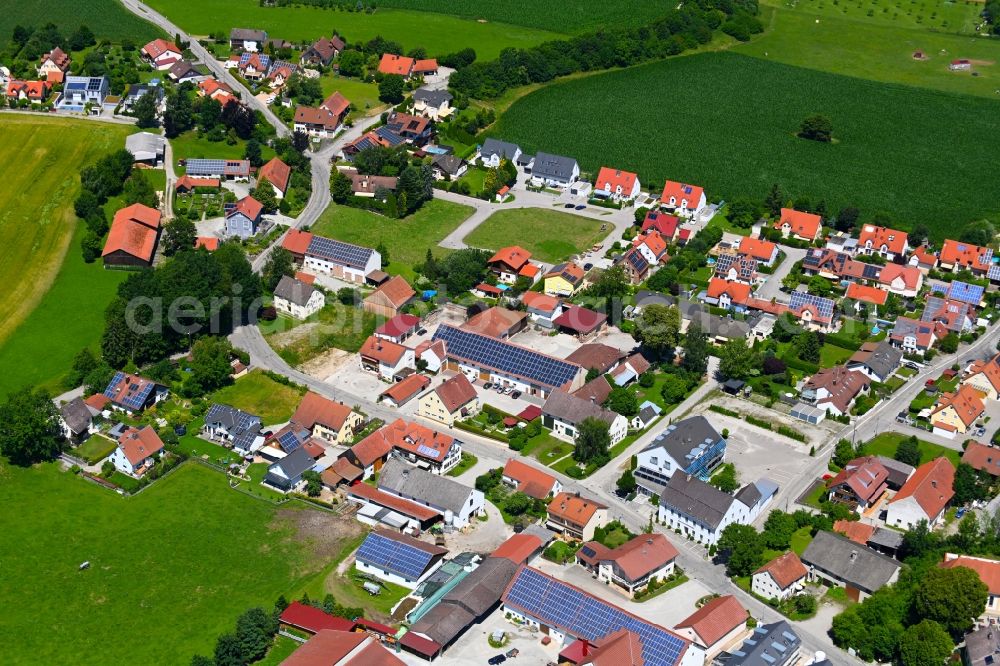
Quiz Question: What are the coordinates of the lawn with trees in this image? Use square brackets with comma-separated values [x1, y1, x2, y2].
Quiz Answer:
[464, 208, 607, 263]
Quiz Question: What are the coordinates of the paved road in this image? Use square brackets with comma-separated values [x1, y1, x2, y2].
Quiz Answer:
[756, 245, 808, 302]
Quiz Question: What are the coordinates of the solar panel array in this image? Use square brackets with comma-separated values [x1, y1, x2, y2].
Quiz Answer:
[374, 126, 406, 146]
[626, 249, 649, 274]
[357, 531, 436, 580]
[861, 263, 881, 280]
[87, 78, 104, 92]
[306, 235, 375, 269]
[416, 443, 441, 459]
[715, 254, 757, 281]
[238, 52, 272, 69]
[103, 371, 155, 411]
[503, 567, 687, 666]
[947, 280, 985, 305]
[185, 159, 229, 176]
[277, 429, 303, 453]
[432, 325, 580, 389]
[789, 291, 834, 319]
[988, 266, 1000, 282]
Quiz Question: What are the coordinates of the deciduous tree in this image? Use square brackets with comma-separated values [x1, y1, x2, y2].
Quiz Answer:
[898, 620, 954, 666]
[913, 565, 988, 638]
[0, 387, 63, 465]
[717, 523, 764, 576]
[798, 114, 833, 143]
[574, 417, 611, 466]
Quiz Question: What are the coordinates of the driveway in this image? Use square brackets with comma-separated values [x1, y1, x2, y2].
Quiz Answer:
[755, 244, 809, 302]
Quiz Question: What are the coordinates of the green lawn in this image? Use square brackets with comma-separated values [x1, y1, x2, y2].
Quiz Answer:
[170, 130, 275, 168]
[310, 199, 474, 275]
[861, 432, 961, 466]
[320, 76, 383, 117]
[143, 0, 561, 60]
[74, 435, 118, 464]
[522, 433, 574, 466]
[244, 462, 290, 501]
[464, 208, 607, 263]
[492, 51, 1000, 240]
[0, 461, 361, 664]
[210, 370, 306, 425]
[261, 303, 379, 367]
[790, 526, 814, 556]
[447, 452, 479, 478]
[819, 343, 855, 368]
[0, 0, 160, 48]
[256, 635, 302, 666]
[324, 564, 410, 622]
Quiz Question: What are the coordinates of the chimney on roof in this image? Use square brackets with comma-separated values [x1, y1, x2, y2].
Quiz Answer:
[850, 550, 858, 562]
[581, 639, 589, 657]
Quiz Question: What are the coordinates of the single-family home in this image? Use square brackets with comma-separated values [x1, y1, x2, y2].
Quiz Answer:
[878, 263, 923, 297]
[478, 138, 522, 168]
[713, 253, 758, 284]
[885, 457, 955, 529]
[140, 39, 182, 70]
[341, 168, 398, 197]
[417, 373, 480, 426]
[566, 343, 623, 376]
[922, 295, 976, 334]
[38, 47, 71, 79]
[300, 35, 345, 66]
[59, 75, 109, 110]
[121, 83, 165, 116]
[543, 262, 586, 297]
[858, 224, 909, 260]
[230, 28, 268, 52]
[263, 446, 315, 492]
[634, 416, 727, 493]
[962, 354, 1000, 400]
[656, 474, 776, 546]
[752, 552, 808, 601]
[939, 239, 993, 275]
[257, 156, 291, 199]
[962, 441, 1000, 477]
[59, 398, 96, 443]
[716, 622, 800, 666]
[197, 77, 234, 102]
[541, 390, 628, 446]
[359, 335, 415, 381]
[660, 180, 706, 218]
[225, 195, 264, 239]
[631, 402, 663, 430]
[847, 340, 902, 383]
[774, 208, 822, 242]
[110, 426, 165, 477]
[675, 595, 749, 657]
[102, 371, 168, 413]
[941, 554, 1000, 625]
[378, 458, 485, 528]
[412, 88, 453, 121]
[931, 385, 985, 438]
[302, 234, 381, 284]
[125, 131, 165, 166]
[520, 292, 563, 329]
[593, 167, 641, 203]
[576, 533, 679, 598]
[546, 491, 609, 541]
[529, 152, 579, 188]
[377, 53, 437, 78]
[963, 625, 1000, 666]
[704, 278, 752, 312]
[845, 282, 889, 314]
[487, 245, 534, 284]
[430, 154, 468, 180]
[238, 52, 271, 81]
[610, 353, 651, 387]
[642, 210, 680, 241]
[632, 229, 670, 266]
[363, 275, 415, 318]
[889, 316, 938, 356]
[801, 530, 900, 601]
[341, 126, 406, 157]
[356, 529, 447, 589]
[202, 403, 265, 455]
[273, 275, 325, 319]
[5, 79, 50, 103]
[379, 373, 431, 409]
[414, 339, 447, 374]
[826, 456, 890, 512]
[502, 458, 561, 499]
[801, 366, 871, 417]
[374, 313, 421, 344]
[738, 236, 779, 266]
[384, 111, 433, 145]
[166, 61, 202, 84]
[788, 290, 838, 333]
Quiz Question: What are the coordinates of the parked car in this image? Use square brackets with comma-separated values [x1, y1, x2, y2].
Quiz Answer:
[956, 507, 967, 519]
[564, 203, 575, 208]
[483, 382, 493, 390]
[574, 204, 586, 210]
[511, 390, 522, 399]
[506, 648, 520, 658]
[583, 263, 593, 270]
[417, 328, 427, 335]
[488, 656, 507, 665]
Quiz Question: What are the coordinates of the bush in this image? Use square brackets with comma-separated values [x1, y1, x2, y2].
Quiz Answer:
[709, 405, 739, 418]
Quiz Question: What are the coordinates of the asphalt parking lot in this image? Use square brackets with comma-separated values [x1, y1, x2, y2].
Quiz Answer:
[511, 328, 638, 360]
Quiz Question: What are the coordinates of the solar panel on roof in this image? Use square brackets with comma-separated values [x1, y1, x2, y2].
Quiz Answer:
[947, 280, 984, 305]
[306, 236, 374, 269]
[862, 263, 880, 280]
[278, 430, 302, 453]
[186, 159, 229, 176]
[357, 532, 435, 580]
[988, 266, 1000, 282]
[789, 291, 834, 319]
[416, 444, 440, 459]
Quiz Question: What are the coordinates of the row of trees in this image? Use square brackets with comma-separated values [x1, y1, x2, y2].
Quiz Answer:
[6, 23, 96, 70]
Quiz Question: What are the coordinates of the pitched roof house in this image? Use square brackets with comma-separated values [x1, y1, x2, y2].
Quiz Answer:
[359, 335, 415, 380]
[858, 224, 909, 259]
[660, 180, 706, 217]
[642, 210, 680, 241]
[674, 594, 749, 653]
[417, 373, 480, 426]
[102, 203, 162, 267]
[802, 366, 871, 417]
[705, 278, 752, 310]
[940, 239, 993, 274]
[963, 353, 1000, 400]
[273, 275, 324, 319]
[801, 530, 901, 601]
[291, 391, 362, 445]
[300, 35, 345, 66]
[363, 275, 415, 318]
[889, 316, 938, 355]
[752, 552, 808, 601]
[931, 384, 985, 438]
[546, 491, 609, 541]
[378, 458, 484, 528]
[940, 553, 1000, 623]
[488, 245, 532, 282]
[544, 261, 586, 296]
[774, 208, 822, 241]
[886, 457, 955, 528]
[826, 456, 889, 511]
[140, 39, 182, 70]
[110, 426, 165, 477]
[225, 195, 264, 239]
[962, 441, 1000, 477]
[541, 390, 628, 446]
[530, 152, 580, 187]
[501, 458, 561, 499]
[594, 167, 641, 201]
[576, 533, 679, 597]
[634, 416, 727, 491]
[257, 156, 291, 197]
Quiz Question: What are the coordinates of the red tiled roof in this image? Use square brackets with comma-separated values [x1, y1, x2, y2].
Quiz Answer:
[641, 210, 679, 239]
[940, 239, 992, 270]
[283, 229, 314, 255]
[845, 282, 889, 306]
[833, 519, 876, 544]
[827, 456, 889, 504]
[367, 275, 416, 309]
[84, 393, 111, 411]
[258, 156, 291, 193]
[463, 306, 527, 338]
[433, 373, 478, 413]
[280, 602, 356, 634]
[521, 291, 561, 314]
[295, 271, 315, 284]
[548, 491, 607, 525]
[322, 91, 350, 116]
[675, 595, 748, 648]
[360, 335, 408, 365]
[878, 263, 922, 291]
[859, 224, 908, 255]
[400, 630, 441, 657]
[932, 384, 986, 428]
[962, 441, 1000, 476]
[142, 39, 180, 60]
[102, 203, 162, 262]
[295, 105, 342, 130]
[660, 180, 704, 208]
[380, 418, 455, 463]
[40, 47, 70, 69]
[474, 282, 502, 296]
[322, 457, 363, 486]
[503, 458, 557, 499]
[489, 245, 532, 271]
[964, 354, 1000, 394]
[519, 263, 541, 278]
[492, 533, 542, 564]
[283, 630, 404, 666]
[292, 392, 355, 432]
[753, 552, 808, 589]
[378, 53, 413, 76]
[175, 175, 220, 191]
[412, 58, 438, 74]
[634, 230, 668, 259]
[553, 305, 607, 334]
[117, 426, 164, 466]
[889, 457, 955, 520]
[380, 374, 431, 406]
[229, 195, 263, 221]
[581, 533, 679, 582]
[595, 167, 638, 196]
[738, 236, 778, 262]
[194, 236, 220, 251]
[376, 313, 421, 339]
[911, 245, 938, 268]
[941, 554, 1000, 595]
[805, 366, 871, 415]
[348, 482, 439, 521]
[706, 277, 752, 305]
[775, 208, 821, 239]
[349, 429, 395, 468]
[518, 405, 542, 421]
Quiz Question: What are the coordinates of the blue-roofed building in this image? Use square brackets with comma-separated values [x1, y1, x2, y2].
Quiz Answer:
[501, 566, 702, 666]
[947, 280, 985, 306]
[356, 528, 448, 588]
[103, 372, 168, 414]
[789, 290, 837, 333]
[431, 324, 586, 398]
[58, 76, 109, 112]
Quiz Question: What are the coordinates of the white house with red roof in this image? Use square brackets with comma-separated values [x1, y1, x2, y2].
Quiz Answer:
[704, 278, 752, 312]
[885, 457, 955, 528]
[858, 224, 909, 261]
[878, 264, 923, 297]
[774, 208, 822, 242]
[257, 156, 291, 199]
[140, 39, 183, 70]
[939, 239, 993, 275]
[738, 236, 779, 266]
[660, 180, 706, 218]
[594, 167, 641, 203]
[488, 246, 535, 284]
[674, 595, 749, 657]
[576, 533, 679, 598]
[641, 210, 680, 241]
[632, 230, 670, 266]
[940, 553, 1000, 624]
[752, 552, 808, 601]
[502, 458, 561, 499]
[110, 426, 165, 477]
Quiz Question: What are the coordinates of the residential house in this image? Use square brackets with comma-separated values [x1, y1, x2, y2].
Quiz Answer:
[923, 295, 976, 334]
[478, 138, 521, 168]
[632, 229, 670, 266]
[125, 131, 165, 165]
[704, 278, 752, 312]
[488, 245, 534, 284]
[593, 167, 641, 203]
[273, 275, 325, 319]
[430, 154, 468, 180]
[238, 52, 271, 81]
[59, 76, 109, 110]
[381, 418, 463, 474]
[412, 87, 453, 120]
[359, 335, 415, 381]
[225, 195, 264, 238]
[847, 341, 903, 382]
[341, 126, 406, 157]
[962, 625, 1000, 666]
[931, 385, 985, 438]
[541, 390, 628, 446]
[377, 53, 437, 78]
[576, 533, 679, 598]
[363, 275, 415, 318]
[59, 398, 96, 443]
[546, 491, 609, 541]
[656, 474, 775, 546]
[356, 529, 447, 589]
[120, 83, 165, 115]
[103, 371, 167, 413]
[417, 373, 480, 426]
[713, 254, 758, 284]
[257, 156, 291, 199]
[230, 28, 268, 52]
[939, 239, 993, 275]
[378, 458, 485, 528]
[415, 339, 446, 374]
[845, 282, 889, 314]
[909, 245, 939, 272]
[101, 203, 162, 267]
[544, 262, 586, 297]
[384, 111, 433, 145]
[300, 35, 345, 66]
[878, 263, 923, 297]
[379, 374, 431, 409]
[889, 316, 938, 356]
[738, 236, 780, 266]
[140, 39, 182, 70]
[38, 47, 71, 79]
[752, 552, 808, 601]
[642, 210, 680, 241]
[609, 353, 651, 387]
[110, 426, 164, 477]
[340, 168, 398, 198]
[573, 375, 614, 405]
[263, 446, 315, 492]
[826, 456, 890, 512]
[5, 79, 50, 103]
[553, 305, 608, 340]
[462, 306, 528, 340]
[202, 403, 264, 455]
[340, 428, 394, 480]
[185, 158, 251, 180]
[801, 366, 871, 417]
[374, 313, 421, 344]
[774, 208, 822, 242]
[801, 530, 901, 601]
[660, 180, 706, 218]
[963, 354, 1000, 400]
[941, 554, 1000, 625]
[502, 458, 561, 500]
[962, 441, 1000, 477]
[197, 78, 235, 107]
[283, 629, 405, 666]
[432, 324, 586, 398]
[303, 234, 381, 283]
[885, 457, 955, 529]
[788, 290, 838, 333]
[521, 292, 563, 329]
[858, 224, 909, 260]
[166, 61, 201, 84]
[634, 416, 727, 493]
[529, 152, 579, 188]
[674, 595, 749, 657]
[715, 622, 800, 666]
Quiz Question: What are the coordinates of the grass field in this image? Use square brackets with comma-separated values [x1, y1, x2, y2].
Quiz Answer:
[310, 199, 474, 275]
[0, 461, 362, 665]
[143, 0, 560, 60]
[0, 0, 160, 48]
[762, 0, 982, 34]
[861, 431, 962, 465]
[463, 208, 606, 263]
[320, 76, 383, 117]
[73, 435, 118, 464]
[492, 52, 1000, 239]
[171, 130, 276, 168]
[210, 370, 306, 424]
[261, 302, 379, 366]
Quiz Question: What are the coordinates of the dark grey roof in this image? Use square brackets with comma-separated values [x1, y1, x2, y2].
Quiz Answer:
[168, 60, 201, 80]
[657, 473, 737, 530]
[531, 151, 578, 181]
[413, 87, 452, 106]
[204, 403, 262, 450]
[735, 483, 762, 509]
[801, 530, 900, 593]
[868, 526, 904, 550]
[874, 455, 915, 488]
[427, 556, 518, 622]
[964, 625, 1000, 666]
[637, 405, 659, 424]
[231, 28, 267, 41]
[431, 154, 466, 176]
[542, 390, 619, 428]
[717, 621, 800, 666]
[848, 340, 902, 378]
[273, 275, 318, 307]
[379, 458, 476, 515]
[60, 397, 93, 435]
[522, 524, 556, 546]
[305, 235, 376, 269]
[680, 300, 749, 339]
[125, 83, 163, 101]
[269, 446, 314, 479]
[480, 138, 520, 160]
[641, 416, 723, 465]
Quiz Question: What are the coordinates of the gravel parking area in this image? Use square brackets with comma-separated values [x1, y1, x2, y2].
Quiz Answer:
[511, 328, 639, 360]
[430, 606, 563, 666]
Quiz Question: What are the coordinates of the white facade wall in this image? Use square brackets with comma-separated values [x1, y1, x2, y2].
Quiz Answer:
[751, 571, 802, 601]
[885, 496, 937, 530]
[274, 290, 325, 319]
[657, 498, 751, 546]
